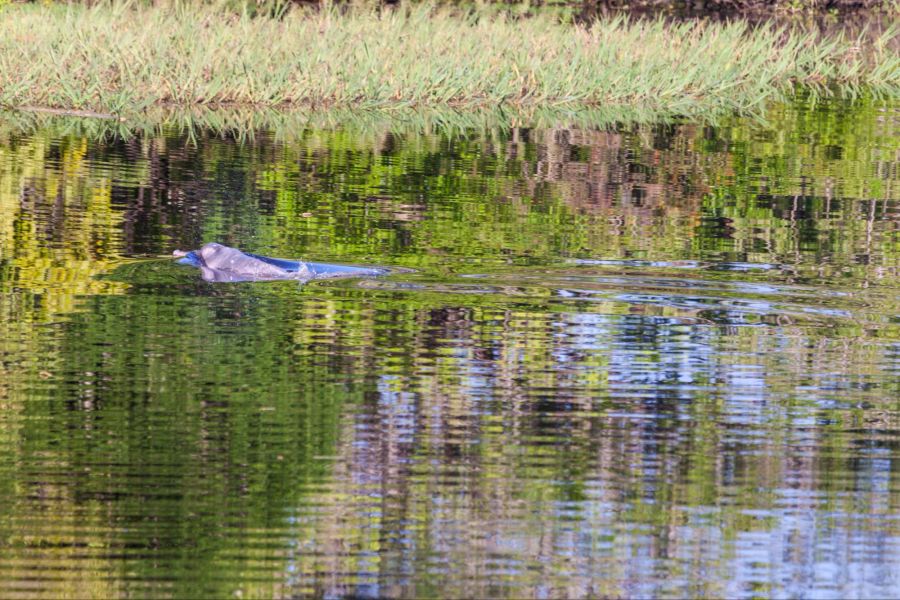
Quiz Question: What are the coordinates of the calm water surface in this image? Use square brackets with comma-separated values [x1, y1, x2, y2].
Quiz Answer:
[0, 97, 897, 598]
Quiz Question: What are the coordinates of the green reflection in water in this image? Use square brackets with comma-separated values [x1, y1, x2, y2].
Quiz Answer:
[0, 94, 897, 598]
[2, 286, 363, 597]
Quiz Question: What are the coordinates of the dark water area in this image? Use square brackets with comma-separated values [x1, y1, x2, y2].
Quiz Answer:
[0, 95, 897, 598]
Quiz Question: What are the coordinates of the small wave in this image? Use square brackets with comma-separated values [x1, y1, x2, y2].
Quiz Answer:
[355, 266, 889, 326]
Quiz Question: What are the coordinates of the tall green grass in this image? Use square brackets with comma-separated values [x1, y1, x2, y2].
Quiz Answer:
[0, 2, 897, 117]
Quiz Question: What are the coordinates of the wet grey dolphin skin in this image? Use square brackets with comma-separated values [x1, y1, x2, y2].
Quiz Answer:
[174, 243, 387, 283]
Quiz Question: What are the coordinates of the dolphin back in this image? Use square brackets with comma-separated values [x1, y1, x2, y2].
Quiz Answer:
[305, 261, 386, 278]
[244, 252, 308, 272]
[175, 244, 387, 282]
[247, 251, 385, 278]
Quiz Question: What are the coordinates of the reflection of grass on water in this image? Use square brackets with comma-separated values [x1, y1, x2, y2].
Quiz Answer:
[0, 2, 897, 119]
[0, 103, 693, 143]
[0, 87, 880, 144]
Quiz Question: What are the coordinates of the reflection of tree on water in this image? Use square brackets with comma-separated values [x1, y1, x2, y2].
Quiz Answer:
[0, 94, 896, 597]
[0, 288, 361, 598]
[0, 265, 896, 596]
[277, 295, 900, 597]
[1, 96, 896, 322]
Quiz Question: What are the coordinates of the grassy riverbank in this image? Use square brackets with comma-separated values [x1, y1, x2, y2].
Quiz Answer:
[0, 3, 897, 118]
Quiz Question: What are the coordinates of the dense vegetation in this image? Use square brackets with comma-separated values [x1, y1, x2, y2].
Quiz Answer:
[0, 2, 897, 119]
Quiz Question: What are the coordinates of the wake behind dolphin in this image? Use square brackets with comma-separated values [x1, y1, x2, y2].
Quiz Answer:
[174, 243, 387, 283]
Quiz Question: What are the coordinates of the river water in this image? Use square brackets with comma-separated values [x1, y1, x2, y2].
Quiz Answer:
[0, 96, 897, 598]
